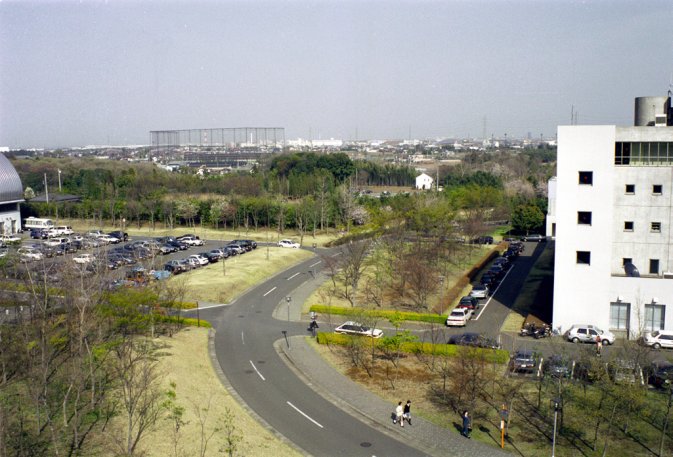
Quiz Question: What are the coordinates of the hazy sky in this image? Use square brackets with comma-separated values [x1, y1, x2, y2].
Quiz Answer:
[1, 0, 672, 148]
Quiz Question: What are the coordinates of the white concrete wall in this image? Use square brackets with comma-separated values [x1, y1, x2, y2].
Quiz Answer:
[546, 177, 557, 238]
[0, 208, 21, 234]
[608, 276, 673, 337]
[553, 126, 617, 332]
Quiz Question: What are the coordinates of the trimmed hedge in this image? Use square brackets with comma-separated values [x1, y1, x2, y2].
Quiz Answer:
[309, 305, 446, 324]
[155, 315, 212, 328]
[316, 332, 509, 364]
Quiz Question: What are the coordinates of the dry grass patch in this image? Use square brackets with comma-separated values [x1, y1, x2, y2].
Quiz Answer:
[104, 328, 300, 457]
[56, 218, 340, 247]
[173, 247, 314, 303]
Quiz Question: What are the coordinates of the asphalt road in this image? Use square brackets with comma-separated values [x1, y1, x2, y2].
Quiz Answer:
[200, 249, 429, 457]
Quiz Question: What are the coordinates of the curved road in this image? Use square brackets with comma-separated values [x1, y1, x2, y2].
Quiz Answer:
[197, 248, 427, 457]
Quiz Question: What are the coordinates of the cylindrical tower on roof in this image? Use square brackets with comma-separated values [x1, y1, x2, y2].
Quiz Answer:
[634, 96, 671, 126]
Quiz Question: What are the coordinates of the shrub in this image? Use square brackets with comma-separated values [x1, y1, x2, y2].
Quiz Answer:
[309, 305, 446, 324]
[315, 332, 509, 363]
[155, 315, 212, 328]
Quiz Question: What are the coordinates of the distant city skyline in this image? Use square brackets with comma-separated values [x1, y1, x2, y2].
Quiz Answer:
[1, 0, 672, 149]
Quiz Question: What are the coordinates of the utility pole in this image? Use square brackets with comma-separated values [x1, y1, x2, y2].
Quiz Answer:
[44, 173, 49, 204]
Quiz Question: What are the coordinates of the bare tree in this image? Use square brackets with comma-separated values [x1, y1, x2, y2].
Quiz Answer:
[111, 339, 165, 456]
[218, 407, 243, 457]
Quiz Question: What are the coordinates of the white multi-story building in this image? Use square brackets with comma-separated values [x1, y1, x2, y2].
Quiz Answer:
[551, 96, 673, 339]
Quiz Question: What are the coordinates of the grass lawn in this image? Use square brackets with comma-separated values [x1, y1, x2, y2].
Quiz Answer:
[104, 328, 300, 457]
[501, 242, 555, 333]
[171, 247, 314, 303]
[54, 217, 340, 247]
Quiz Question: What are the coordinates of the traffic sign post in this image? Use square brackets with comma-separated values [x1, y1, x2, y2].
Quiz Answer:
[499, 404, 509, 448]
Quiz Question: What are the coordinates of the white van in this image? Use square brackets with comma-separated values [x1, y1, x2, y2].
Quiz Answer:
[53, 226, 74, 235]
[642, 330, 673, 349]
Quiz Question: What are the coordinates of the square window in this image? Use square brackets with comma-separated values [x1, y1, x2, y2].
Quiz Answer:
[622, 258, 632, 266]
[624, 221, 634, 231]
[653, 184, 663, 195]
[579, 171, 593, 185]
[578, 211, 592, 225]
[625, 184, 635, 194]
[650, 259, 660, 275]
[652, 222, 662, 233]
[576, 251, 591, 265]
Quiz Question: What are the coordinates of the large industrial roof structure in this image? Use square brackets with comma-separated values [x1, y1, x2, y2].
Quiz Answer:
[0, 153, 24, 203]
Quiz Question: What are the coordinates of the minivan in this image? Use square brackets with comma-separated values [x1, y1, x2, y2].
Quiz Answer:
[642, 330, 673, 349]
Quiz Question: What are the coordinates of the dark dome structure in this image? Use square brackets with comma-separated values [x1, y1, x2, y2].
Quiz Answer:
[0, 153, 23, 203]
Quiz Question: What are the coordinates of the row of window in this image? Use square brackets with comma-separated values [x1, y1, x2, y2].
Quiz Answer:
[614, 141, 673, 166]
[579, 171, 665, 195]
[576, 252, 662, 274]
[610, 301, 665, 331]
[576, 211, 662, 233]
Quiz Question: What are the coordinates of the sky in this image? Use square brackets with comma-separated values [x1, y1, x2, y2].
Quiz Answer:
[1, 0, 672, 149]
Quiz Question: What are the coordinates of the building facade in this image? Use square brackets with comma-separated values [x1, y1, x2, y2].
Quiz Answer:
[0, 153, 24, 235]
[415, 173, 434, 190]
[552, 96, 673, 338]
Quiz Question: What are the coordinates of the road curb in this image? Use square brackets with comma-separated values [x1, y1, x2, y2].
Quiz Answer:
[206, 328, 310, 457]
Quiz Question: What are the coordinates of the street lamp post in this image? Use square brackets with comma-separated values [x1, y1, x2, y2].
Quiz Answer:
[286, 296, 291, 322]
[57, 169, 62, 192]
[438, 276, 445, 315]
[551, 398, 562, 457]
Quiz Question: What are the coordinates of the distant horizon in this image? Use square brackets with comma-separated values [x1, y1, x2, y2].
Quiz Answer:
[2, 1, 671, 148]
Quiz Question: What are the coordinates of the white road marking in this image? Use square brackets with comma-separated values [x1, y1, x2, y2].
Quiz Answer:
[241, 331, 245, 345]
[250, 361, 265, 381]
[287, 401, 324, 428]
[263, 286, 277, 297]
[287, 272, 300, 280]
[309, 260, 322, 268]
[473, 266, 513, 320]
[331, 251, 343, 257]
[184, 302, 229, 311]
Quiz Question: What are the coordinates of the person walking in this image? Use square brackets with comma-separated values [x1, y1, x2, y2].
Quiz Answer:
[595, 334, 602, 357]
[403, 400, 412, 426]
[395, 401, 404, 427]
[461, 410, 471, 438]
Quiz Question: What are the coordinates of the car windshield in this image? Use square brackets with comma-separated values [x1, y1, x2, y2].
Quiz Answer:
[652, 330, 660, 337]
[450, 310, 464, 316]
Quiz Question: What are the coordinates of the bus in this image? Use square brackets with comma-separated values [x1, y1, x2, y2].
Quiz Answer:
[23, 217, 55, 230]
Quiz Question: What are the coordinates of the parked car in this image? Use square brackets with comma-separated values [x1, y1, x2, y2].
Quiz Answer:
[73, 253, 96, 264]
[493, 257, 511, 269]
[179, 258, 197, 271]
[158, 245, 174, 255]
[209, 248, 228, 259]
[523, 234, 545, 242]
[543, 355, 572, 378]
[447, 332, 500, 349]
[480, 272, 498, 287]
[109, 231, 129, 242]
[509, 350, 538, 373]
[227, 243, 246, 254]
[177, 235, 204, 246]
[18, 247, 44, 262]
[0, 234, 21, 244]
[199, 251, 219, 263]
[30, 228, 49, 239]
[56, 243, 77, 255]
[278, 239, 300, 248]
[188, 254, 209, 266]
[231, 239, 255, 251]
[168, 240, 189, 251]
[446, 308, 473, 327]
[469, 284, 489, 299]
[608, 359, 644, 385]
[647, 361, 673, 388]
[565, 324, 615, 345]
[458, 296, 479, 310]
[641, 330, 673, 349]
[473, 235, 494, 245]
[335, 321, 383, 338]
[164, 260, 187, 274]
[44, 237, 70, 247]
[53, 226, 74, 236]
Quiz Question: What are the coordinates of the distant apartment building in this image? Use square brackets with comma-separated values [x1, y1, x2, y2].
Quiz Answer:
[550, 95, 673, 338]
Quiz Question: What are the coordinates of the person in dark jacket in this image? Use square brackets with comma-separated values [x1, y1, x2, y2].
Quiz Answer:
[461, 410, 471, 438]
[403, 400, 412, 425]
